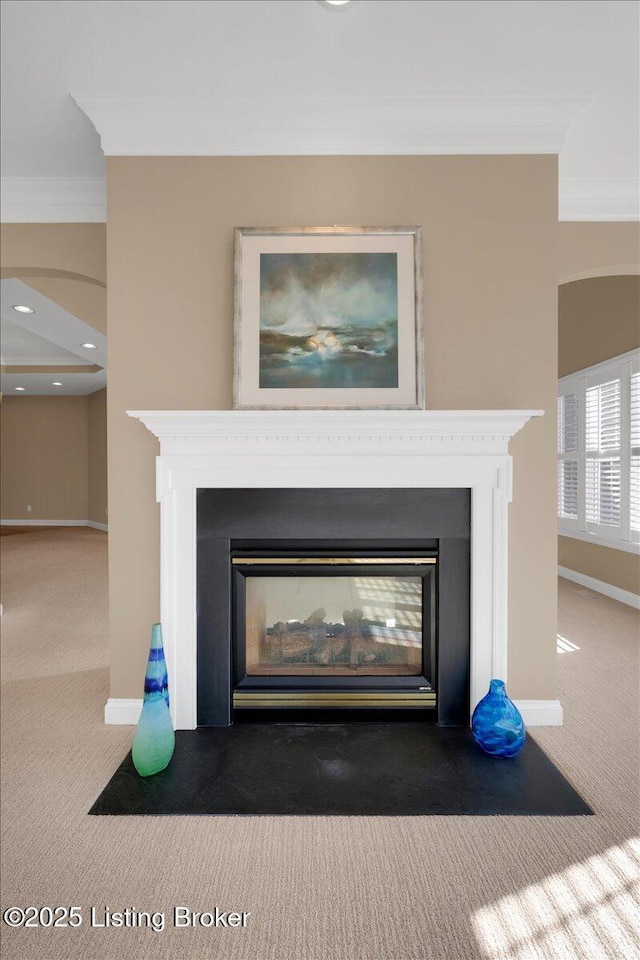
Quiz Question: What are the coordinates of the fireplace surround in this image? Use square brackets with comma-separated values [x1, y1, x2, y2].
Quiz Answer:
[123, 409, 544, 730]
[197, 488, 470, 725]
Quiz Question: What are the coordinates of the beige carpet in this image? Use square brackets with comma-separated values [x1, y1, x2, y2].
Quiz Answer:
[1, 528, 638, 960]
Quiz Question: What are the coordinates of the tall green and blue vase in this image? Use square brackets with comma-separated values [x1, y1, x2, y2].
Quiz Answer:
[132, 623, 175, 777]
[471, 679, 526, 758]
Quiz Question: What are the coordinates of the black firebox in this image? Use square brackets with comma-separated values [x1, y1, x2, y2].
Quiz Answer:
[197, 489, 470, 726]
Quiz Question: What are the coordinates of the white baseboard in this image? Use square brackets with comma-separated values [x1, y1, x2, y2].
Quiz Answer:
[105, 698, 142, 725]
[514, 699, 563, 726]
[0, 518, 87, 526]
[1, 518, 108, 532]
[105, 697, 563, 727]
[559, 565, 640, 610]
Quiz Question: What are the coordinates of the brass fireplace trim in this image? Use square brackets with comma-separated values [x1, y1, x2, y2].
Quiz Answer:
[232, 557, 437, 565]
[233, 691, 436, 709]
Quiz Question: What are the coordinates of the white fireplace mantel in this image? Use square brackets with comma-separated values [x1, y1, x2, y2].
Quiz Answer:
[122, 409, 545, 730]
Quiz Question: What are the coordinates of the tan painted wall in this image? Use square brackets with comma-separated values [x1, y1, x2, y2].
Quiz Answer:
[107, 155, 559, 702]
[558, 227, 640, 597]
[88, 388, 108, 525]
[1, 224, 106, 282]
[0, 223, 106, 335]
[558, 537, 639, 596]
[0, 396, 88, 520]
[558, 222, 640, 285]
[559, 276, 640, 376]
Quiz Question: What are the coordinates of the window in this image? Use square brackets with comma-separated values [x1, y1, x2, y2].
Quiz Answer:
[558, 349, 640, 553]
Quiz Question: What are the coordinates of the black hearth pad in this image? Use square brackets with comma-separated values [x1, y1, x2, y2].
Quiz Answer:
[89, 724, 592, 817]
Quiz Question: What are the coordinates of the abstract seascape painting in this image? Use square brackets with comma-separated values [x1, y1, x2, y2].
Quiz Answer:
[234, 227, 424, 409]
[259, 252, 398, 390]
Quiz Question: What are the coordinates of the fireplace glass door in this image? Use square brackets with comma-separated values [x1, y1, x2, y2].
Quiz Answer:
[245, 573, 423, 675]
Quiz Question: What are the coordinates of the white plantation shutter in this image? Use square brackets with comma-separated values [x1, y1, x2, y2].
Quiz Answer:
[585, 379, 621, 529]
[557, 394, 578, 520]
[631, 372, 640, 535]
[558, 393, 578, 454]
[558, 461, 579, 519]
[558, 350, 640, 552]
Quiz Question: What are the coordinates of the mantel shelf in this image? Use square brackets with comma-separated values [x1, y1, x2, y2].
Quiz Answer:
[128, 409, 544, 457]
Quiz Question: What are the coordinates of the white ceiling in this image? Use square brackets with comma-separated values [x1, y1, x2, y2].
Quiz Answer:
[0, 0, 638, 220]
[2, 320, 88, 366]
[0, 279, 107, 395]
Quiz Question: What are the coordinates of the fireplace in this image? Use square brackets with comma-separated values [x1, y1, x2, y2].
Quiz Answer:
[230, 550, 436, 716]
[197, 488, 469, 725]
[124, 409, 543, 730]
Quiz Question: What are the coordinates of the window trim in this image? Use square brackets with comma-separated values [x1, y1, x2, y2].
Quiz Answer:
[558, 348, 640, 555]
[558, 527, 639, 555]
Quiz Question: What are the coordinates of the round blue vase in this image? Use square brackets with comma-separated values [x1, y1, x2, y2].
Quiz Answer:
[471, 679, 526, 758]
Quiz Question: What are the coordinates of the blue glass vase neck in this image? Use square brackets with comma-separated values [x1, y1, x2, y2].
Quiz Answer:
[143, 623, 169, 708]
[489, 679, 506, 696]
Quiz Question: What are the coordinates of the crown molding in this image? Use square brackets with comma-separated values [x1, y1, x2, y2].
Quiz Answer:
[0, 177, 106, 223]
[73, 92, 590, 157]
[7, 103, 635, 223]
[559, 177, 640, 221]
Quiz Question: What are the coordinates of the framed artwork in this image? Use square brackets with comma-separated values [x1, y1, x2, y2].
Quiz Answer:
[233, 226, 424, 409]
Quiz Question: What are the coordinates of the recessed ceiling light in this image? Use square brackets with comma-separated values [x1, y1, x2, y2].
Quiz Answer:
[317, 0, 358, 8]
[81, 342, 97, 349]
[12, 304, 35, 314]
[14, 386, 26, 391]
[52, 381, 63, 387]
